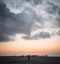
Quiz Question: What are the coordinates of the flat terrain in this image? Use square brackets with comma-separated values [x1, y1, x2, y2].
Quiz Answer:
[0, 56, 60, 64]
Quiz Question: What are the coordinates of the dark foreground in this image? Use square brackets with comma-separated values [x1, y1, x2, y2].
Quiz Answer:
[0, 56, 60, 64]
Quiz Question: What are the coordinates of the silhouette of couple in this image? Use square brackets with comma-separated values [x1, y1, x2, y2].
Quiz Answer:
[27, 55, 30, 61]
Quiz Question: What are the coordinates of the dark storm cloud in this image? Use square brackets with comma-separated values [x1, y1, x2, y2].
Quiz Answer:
[0, 0, 12, 42]
[0, 34, 13, 42]
[0, 0, 10, 18]
[23, 31, 51, 40]
[0, 0, 29, 42]
[46, 1, 60, 15]
[51, 0, 60, 6]
[25, 0, 42, 5]
[39, 32, 51, 38]
[44, 0, 60, 29]
[33, 32, 51, 39]
[56, 30, 60, 35]
[23, 35, 32, 40]
[56, 16, 60, 27]
[0, 0, 42, 42]
[0, 0, 60, 42]
[33, 0, 42, 5]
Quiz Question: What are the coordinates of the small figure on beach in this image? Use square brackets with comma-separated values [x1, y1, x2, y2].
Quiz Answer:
[27, 55, 30, 61]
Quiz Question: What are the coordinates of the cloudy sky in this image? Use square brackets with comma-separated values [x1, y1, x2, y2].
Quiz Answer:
[0, 0, 60, 56]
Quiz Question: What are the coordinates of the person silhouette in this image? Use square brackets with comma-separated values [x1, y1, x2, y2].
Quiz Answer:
[27, 55, 30, 61]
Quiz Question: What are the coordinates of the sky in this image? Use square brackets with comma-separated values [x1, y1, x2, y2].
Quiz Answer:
[0, 0, 60, 56]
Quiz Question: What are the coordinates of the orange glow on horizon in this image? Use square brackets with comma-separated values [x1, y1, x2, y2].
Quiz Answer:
[0, 35, 60, 56]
